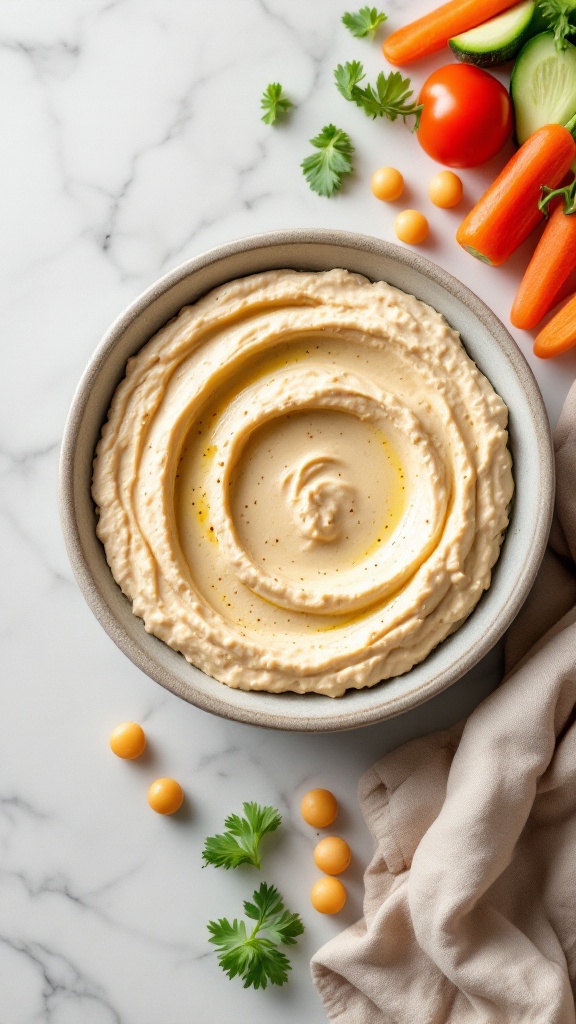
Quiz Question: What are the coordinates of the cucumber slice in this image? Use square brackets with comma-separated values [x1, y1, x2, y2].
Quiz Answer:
[449, 1, 536, 67]
[511, 32, 576, 144]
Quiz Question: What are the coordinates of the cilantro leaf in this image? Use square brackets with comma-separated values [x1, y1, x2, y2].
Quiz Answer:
[342, 6, 388, 39]
[538, 0, 576, 49]
[202, 802, 282, 869]
[301, 124, 355, 197]
[335, 61, 423, 130]
[334, 60, 366, 101]
[260, 82, 294, 125]
[263, 908, 305, 946]
[243, 880, 284, 921]
[358, 71, 423, 125]
[243, 882, 304, 946]
[208, 883, 304, 989]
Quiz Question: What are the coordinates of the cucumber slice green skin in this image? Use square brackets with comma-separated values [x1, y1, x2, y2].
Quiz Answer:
[449, 1, 537, 68]
[511, 32, 576, 145]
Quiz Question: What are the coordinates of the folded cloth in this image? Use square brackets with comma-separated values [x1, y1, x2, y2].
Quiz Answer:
[311, 381, 576, 1024]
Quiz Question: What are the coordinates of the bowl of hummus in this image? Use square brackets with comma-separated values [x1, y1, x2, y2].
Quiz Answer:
[60, 230, 553, 731]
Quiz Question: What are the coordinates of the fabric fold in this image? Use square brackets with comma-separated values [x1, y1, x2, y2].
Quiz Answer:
[312, 383, 576, 1024]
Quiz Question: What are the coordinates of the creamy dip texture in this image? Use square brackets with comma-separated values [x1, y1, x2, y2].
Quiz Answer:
[92, 269, 514, 697]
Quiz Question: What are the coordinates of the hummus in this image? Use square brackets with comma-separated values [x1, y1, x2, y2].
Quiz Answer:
[92, 269, 513, 697]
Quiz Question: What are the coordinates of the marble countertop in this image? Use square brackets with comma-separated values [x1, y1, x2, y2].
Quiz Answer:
[2, 1, 575, 1021]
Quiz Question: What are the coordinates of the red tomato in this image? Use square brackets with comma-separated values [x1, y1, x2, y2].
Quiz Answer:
[417, 65, 513, 169]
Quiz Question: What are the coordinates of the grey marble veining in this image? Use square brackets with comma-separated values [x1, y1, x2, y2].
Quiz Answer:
[2, 0, 575, 1021]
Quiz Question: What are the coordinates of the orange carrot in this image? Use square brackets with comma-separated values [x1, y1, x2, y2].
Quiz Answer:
[511, 181, 576, 330]
[534, 294, 576, 358]
[383, 0, 521, 66]
[456, 123, 576, 266]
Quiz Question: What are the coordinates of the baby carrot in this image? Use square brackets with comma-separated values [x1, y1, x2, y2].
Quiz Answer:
[511, 181, 576, 330]
[456, 122, 576, 266]
[534, 294, 576, 359]
[383, 0, 521, 66]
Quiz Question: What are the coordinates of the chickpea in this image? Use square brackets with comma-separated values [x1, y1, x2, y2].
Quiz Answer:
[371, 166, 404, 201]
[394, 209, 429, 245]
[428, 170, 463, 208]
[109, 721, 146, 760]
[147, 778, 184, 815]
[301, 788, 338, 828]
[313, 837, 351, 875]
[311, 877, 347, 914]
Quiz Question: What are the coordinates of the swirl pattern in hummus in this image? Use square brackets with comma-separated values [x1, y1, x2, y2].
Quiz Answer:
[92, 269, 513, 697]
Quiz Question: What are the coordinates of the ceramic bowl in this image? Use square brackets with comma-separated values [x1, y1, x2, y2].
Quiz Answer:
[59, 230, 553, 732]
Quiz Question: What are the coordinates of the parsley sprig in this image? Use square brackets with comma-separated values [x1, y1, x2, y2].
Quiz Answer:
[335, 61, 423, 129]
[260, 82, 294, 125]
[202, 802, 282, 869]
[342, 6, 387, 39]
[334, 59, 366, 101]
[301, 124, 355, 196]
[538, 0, 576, 50]
[208, 882, 305, 989]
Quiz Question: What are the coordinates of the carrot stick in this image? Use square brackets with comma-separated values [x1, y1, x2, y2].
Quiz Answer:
[511, 183, 576, 330]
[383, 0, 521, 66]
[534, 294, 576, 358]
[456, 123, 576, 266]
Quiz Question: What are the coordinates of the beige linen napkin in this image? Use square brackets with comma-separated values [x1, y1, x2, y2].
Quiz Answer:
[312, 381, 576, 1024]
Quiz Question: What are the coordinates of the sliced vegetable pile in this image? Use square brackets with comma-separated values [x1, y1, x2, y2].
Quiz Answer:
[383, 0, 576, 64]
[259, 1, 576, 356]
[378, 0, 576, 356]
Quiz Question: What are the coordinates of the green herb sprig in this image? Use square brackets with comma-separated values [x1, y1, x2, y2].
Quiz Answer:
[202, 802, 282, 869]
[342, 5, 387, 39]
[301, 124, 355, 196]
[260, 82, 294, 125]
[335, 61, 423, 129]
[538, 0, 576, 50]
[208, 882, 305, 989]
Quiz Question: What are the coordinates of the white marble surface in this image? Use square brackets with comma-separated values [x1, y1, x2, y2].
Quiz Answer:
[2, 1, 575, 1021]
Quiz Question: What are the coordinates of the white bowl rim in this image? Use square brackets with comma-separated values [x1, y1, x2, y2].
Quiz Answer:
[59, 228, 554, 732]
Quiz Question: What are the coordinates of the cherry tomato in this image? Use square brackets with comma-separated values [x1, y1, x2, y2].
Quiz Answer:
[301, 788, 338, 828]
[147, 778, 184, 815]
[417, 65, 512, 169]
[109, 721, 146, 760]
